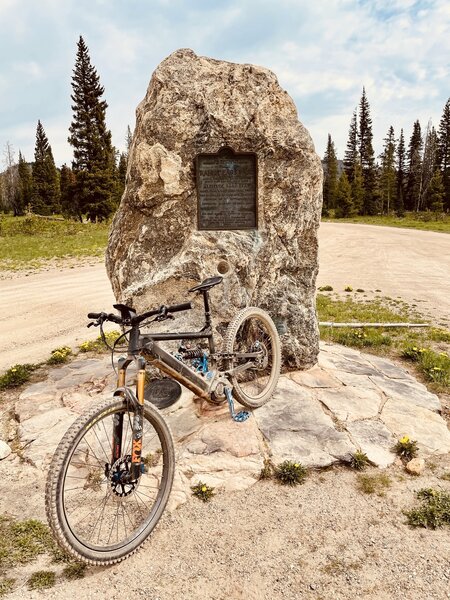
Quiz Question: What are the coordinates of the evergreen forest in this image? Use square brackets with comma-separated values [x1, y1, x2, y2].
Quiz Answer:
[323, 89, 450, 218]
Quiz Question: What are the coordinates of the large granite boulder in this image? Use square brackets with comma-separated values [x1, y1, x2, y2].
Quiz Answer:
[106, 49, 322, 369]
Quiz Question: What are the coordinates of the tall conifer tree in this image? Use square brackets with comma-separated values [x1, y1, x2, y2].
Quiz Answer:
[344, 109, 358, 183]
[358, 88, 377, 214]
[406, 120, 423, 211]
[322, 134, 339, 215]
[17, 152, 32, 215]
[395, 129, 406, 216]
[60, 164, 77, 218]
[380, 126, 396, 214]
[421, 123, 438, 210]
[437, 98, 450, 210]
[335, 171, 354, 217]
[32, 120, 60, 215]
[69, 36, 114, 222]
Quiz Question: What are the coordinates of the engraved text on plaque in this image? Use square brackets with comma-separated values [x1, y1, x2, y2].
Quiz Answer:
[196, 147, 257, 230]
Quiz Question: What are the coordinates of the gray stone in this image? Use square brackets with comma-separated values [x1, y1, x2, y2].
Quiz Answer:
[18, 381, 58, 403]
[370, 375, 441, 412]
[365, 354, 416, 381]
[290, 366, 342, 389]
[254, 378, 355, 467]
[345, 420, 396, 468]
[330, 370, 379, 390]
[0, 440, 12, 460]
[317, 386, 382, 422]
[106, 48, 323, 370]
[165, 406, 203, 442]
[381, 398, 450, 455]
[318, 353, 379, 376]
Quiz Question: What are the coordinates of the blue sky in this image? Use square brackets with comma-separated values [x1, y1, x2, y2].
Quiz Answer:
[0, 0, 449, 167]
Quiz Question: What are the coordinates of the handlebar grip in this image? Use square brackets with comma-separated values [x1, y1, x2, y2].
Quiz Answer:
[106, 313, 123, 324]
[167, 302, 193, 313]
[87, 312, 102, 320]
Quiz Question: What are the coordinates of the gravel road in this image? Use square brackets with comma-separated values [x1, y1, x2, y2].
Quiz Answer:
[1, 223, 449, 371]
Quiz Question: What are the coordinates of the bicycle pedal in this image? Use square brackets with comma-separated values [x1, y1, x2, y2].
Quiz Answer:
[224, 387, 250, 423]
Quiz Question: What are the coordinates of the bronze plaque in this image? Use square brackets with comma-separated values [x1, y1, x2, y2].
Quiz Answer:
[196, 147, 257, 230]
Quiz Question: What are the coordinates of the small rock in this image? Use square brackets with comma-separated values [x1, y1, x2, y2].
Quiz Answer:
[406, 457, 425, 475]
[0, 440, 12, 460]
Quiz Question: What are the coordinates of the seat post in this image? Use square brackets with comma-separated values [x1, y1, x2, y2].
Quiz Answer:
[201, 290, 212, 328]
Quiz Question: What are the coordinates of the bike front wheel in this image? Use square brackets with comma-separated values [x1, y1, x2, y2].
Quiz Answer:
[45, 397, 175, 565]
[224, 307, 281, 409]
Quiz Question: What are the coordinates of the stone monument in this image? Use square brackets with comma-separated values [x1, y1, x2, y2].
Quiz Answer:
[106, 49, 323, 369]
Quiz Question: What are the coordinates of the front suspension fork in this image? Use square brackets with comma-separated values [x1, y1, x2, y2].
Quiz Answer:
[112, 356, 146, 481]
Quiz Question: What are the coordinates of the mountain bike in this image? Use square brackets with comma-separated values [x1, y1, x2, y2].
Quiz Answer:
[45, 276, 281, 565]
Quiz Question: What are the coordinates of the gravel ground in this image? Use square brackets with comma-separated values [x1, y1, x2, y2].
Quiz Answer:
[2, 456, 450, 600]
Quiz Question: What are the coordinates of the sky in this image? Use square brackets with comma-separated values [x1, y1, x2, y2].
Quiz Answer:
[0, 0, 449, 167]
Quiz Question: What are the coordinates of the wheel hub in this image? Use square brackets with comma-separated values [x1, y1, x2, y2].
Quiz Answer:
[108, 455, 138, 497]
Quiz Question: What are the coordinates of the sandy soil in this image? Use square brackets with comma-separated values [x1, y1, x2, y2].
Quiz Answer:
[318, 223, 450, 327]
[2, 456, 450, 600]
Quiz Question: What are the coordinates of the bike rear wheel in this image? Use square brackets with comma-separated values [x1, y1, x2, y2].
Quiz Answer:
[45, 397, 175, 565]
[224, 307, 281, 409]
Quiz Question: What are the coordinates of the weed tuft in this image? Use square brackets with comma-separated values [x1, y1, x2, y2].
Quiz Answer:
[350, 451, 370, 470]
[47, 346, 72, 365]
[27, 571, 55, 590]
[344, 286, 353, 292]
[79, 330, 121, 353]
[143, 449, 162, 468]
[405, 488, 450, 529]
[357, 473, 391, 496]
[191, 481, 215, 502]
[62, 562, 87, 580]
[0, 578, 15, 598]
[318, 285, 333, 292]
[0, 364, 37, 390]
[274, 461, 307, 486]
[394, 436, 419, 462]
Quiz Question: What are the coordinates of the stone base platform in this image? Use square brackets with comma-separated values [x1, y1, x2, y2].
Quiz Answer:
[8, 343, 450, 510]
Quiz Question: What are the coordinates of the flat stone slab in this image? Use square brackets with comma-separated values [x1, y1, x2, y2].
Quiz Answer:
[253, 378, 356, 467]
[10, 343, 450, 506]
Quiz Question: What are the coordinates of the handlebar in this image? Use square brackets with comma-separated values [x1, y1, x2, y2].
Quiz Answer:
[87, 302, 193, 327]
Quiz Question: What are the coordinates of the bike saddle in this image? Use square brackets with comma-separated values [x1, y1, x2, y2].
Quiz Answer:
[188, 276, 223, 293]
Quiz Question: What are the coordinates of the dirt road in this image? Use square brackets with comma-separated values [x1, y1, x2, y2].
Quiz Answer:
[1, 223, 449, 371]
[318, 223, 450, 325]
[0, 264, 115, 370]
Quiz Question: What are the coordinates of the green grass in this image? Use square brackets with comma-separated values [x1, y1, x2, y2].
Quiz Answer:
[274, 460, 308, 486]
[27, 571, 56, 590]
[317, 293, 450, 393]
[0, 517, 54, 569]
[0, 214, 109, 270]
[0, 363, 38, 389]
[0, 579, 15, 598]
[357, 473, 392, 496]
[322, 211, 450, 233]
[405, 488, 450, 529]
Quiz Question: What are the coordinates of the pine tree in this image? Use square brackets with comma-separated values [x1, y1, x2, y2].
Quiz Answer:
[344, 109, 358, 183]
[335, 171, 354, 217]
[60, 164, 77, 218]
[351, 160, 364, 215]
[17, 151, 32, 215]
[421, 123, 438, 210]
[69, 36, 114, 222]
[437, 97, 450, 211]
[428, 169, 445, 216]
[379, 126, 396, 214]
[395, 129, 406, 216]
[31, 120, 60, 215]
[358, 88, 377, 214]
[322, 134, 339, 215]
[406, 120, 423, 211]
